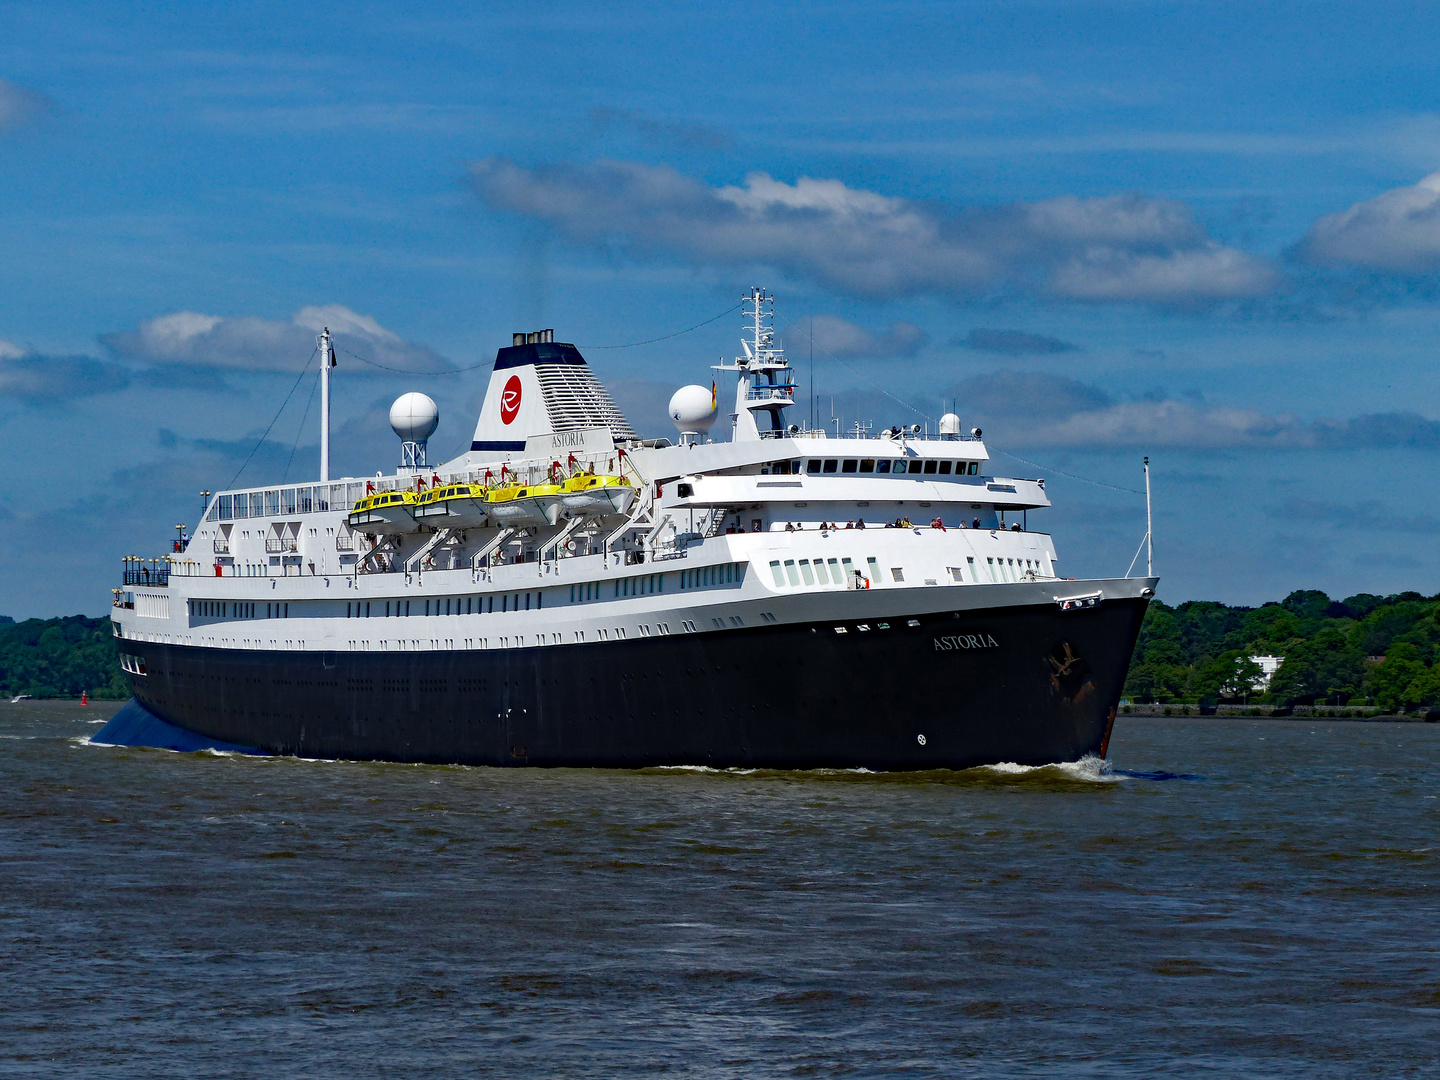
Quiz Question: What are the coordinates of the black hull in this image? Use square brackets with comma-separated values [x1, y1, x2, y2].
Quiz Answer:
[114, 598, 1147, 769]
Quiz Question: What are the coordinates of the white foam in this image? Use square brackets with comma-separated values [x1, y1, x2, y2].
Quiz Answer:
[972, 754, 1119, 783]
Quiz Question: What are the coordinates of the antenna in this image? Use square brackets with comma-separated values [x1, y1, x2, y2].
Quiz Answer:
[1144, 456, 1153, 577]
[809, 314, 814, 431]
[318, 327, 335, 483]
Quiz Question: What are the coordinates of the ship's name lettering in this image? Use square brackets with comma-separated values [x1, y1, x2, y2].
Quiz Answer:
[548, 431, 587, 448]
[933, 632, 999, 652]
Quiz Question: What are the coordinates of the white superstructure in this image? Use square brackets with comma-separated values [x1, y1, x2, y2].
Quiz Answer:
[113, 290, 1101, 657]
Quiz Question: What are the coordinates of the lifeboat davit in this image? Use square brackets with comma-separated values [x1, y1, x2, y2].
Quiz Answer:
[560, 474, 636, 517]
[414, 482, 490, 529]
[487, 482, 562, 526]
[348, 490, 421, 535]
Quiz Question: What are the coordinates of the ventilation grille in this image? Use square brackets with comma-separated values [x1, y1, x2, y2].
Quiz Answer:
[534, 363, 636, 441]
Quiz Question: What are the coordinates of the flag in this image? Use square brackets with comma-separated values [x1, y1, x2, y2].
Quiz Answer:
[710, 380, 717, 410]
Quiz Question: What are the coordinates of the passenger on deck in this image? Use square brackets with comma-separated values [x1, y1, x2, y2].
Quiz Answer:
[931, 517, 945, 531]
[856, 518, 866, 529]
[844, 520, 854, 529]
[973, 518, 981, 529]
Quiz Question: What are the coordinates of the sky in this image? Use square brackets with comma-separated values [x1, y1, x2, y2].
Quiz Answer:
[4, 0, 1440, 616]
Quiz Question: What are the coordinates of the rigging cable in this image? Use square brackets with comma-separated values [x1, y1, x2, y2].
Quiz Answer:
[282, 367, 322, 483]
[227, 348, 317, 488]
[987, 447, 1146, 496]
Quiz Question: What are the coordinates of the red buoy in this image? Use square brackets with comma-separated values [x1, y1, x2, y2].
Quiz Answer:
[81, 691, 89, 706]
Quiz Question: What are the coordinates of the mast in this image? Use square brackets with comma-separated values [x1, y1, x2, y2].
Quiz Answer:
[1144, 456, 1153, 577]
[319, 327, 334, 483]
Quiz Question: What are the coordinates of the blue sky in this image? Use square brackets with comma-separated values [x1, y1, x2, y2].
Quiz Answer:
[4, 1, 1440, 616]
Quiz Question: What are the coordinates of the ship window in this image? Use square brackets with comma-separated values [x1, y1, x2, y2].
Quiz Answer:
[841, 460, 858, 473]
[875, 460, 890, 474]
[770, 560, 784, 587]
[841, 557, 855, 585]
[949, 566, 964, 582]
[525, 593, 531, 611]
[892, 460, 907, 474]
[822, 459, 838, 473]
[677, 483, 693, 498]
[867, 557, 882, 584]
[783, 560, 800, 586]
[967, 557, 976, 579]
[924, 460, 938, 474]
[502, 595, 507, 613]
[986, 557, 997, 583]
[892, 568, 905, 582]
[859, 459, 874, 473]
[827, 557, 842, 584]
[799, 560, 815, 585]
[969, 462, 980, 475]
[939, 461, 952, 474]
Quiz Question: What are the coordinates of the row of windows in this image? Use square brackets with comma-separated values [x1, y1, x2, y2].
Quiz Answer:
[679, 564, 745, 589]
[770, 556, 867, 589]
[572, 573, 667, 603]
[188, 600, 273, 619]
[807, 458, 980, 476]
[346, 593, 542, 618]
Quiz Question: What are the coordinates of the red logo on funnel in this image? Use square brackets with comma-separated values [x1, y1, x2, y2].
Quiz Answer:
[500, 375, 522, 425]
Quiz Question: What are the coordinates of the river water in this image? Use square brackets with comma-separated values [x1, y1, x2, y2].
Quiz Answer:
[2, 700, 1437, 1077]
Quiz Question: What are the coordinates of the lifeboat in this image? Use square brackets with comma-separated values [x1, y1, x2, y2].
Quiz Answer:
[487, 482, 563, 526]
[348, 490, 421, 535]
[414, 481, 491, 529]
[560, 473, 636, 517]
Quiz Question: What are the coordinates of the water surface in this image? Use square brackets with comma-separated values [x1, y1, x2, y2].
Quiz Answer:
[2, 701, 1437, 1077]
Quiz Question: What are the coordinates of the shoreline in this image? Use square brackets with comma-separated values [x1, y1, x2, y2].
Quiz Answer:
[1122, 704, 1435, 723]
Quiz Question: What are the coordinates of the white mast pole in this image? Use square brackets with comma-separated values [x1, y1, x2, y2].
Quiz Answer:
[1144, 455, 1153, 577]
[319, 327, 332, 483]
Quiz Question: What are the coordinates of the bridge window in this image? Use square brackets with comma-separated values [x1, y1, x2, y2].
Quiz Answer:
[807, 459, 821, 474]
[892, 460, 907, 474]
[938, 461, 952, 474]
[841, 460, 858, 473]
[875, 460, 890, 474]
[859, 459, 874, 473]
[924, 460, 938, 474]
[822, 459, 838, 474]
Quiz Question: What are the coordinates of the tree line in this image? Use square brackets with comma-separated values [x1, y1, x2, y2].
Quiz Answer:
[0, 616, 128, 700]
[1124, 590, 1440, 711]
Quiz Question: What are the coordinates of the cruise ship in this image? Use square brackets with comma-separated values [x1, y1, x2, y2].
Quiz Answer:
[101, 290, 1156, 768]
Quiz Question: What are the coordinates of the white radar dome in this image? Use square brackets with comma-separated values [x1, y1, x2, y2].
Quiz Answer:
[668, 384, 718, 433]
[939, 412, 961, 435]
[390, 392, 439, 443]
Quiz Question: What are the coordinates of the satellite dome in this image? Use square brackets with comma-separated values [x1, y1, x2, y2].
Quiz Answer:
[390, 392, 439, 443]
[939, 412, 961, 435]
[668, 384, 718, 433]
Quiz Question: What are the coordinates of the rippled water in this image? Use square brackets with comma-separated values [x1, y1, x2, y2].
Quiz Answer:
[2, 700, 1438, 1077]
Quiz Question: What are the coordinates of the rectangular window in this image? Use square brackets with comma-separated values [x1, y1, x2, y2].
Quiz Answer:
[875, 460, 890, 474]
[987, 557, 998, 583]
[923, 460, 938, 474]
[841, 557, 855, 586]
[859, 459, 875, 473]
[938, 461, 952, 474]
[867, 557, 882, 584]
[949, 566, 964, 582]
[807, 459, 821, 474]
[969, 462, 979, 476]
[822, 459, 838, 474]
[827, 557, 842, 584]
[967, 557, 976, 579]
[892, 460, 907, 474]
[784, 560, 800, 586]
[799, 560, 815, 585]
[891, 567, 905, 582]
[841, 459, 858, 473]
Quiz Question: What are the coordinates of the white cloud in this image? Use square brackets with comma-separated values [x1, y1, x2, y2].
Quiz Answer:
[955, 371, 1440, 449]
[469, 157, 1281, 306]
[103, 304, 450, 373]
[1297, 169, 1440, 273]
[0, 338, 23, 360]
[781, 315, 928, 359]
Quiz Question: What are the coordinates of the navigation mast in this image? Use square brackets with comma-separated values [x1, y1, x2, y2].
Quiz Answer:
[318, 327, 335, 483]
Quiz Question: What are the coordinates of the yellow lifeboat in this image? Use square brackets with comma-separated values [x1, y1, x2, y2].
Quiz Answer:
[348, 490, 421, 535]
[559, 473, 636, 517]
[487, 481, 563, 526]
[414, 481, 491, 529]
